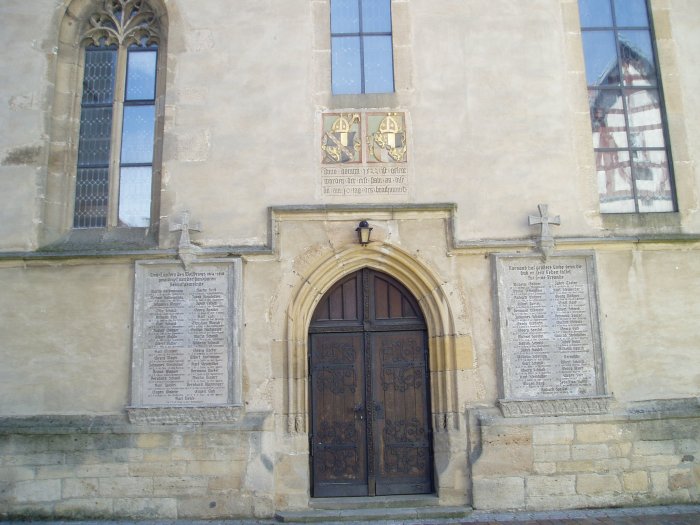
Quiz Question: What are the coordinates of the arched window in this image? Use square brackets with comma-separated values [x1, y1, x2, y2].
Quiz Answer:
[74, 0, 162, 228]
[44, 0, 166, 243]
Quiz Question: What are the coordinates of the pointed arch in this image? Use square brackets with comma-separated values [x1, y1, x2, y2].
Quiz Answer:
[285, 243, 460, 434]
[43, 0, 168, 243]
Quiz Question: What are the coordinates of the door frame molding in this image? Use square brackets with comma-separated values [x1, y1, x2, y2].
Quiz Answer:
[285, 243, 460, 437]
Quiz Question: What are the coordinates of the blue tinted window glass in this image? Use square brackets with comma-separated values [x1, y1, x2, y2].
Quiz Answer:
[331, 0, 360, 33]
[332, 36, 362, 94]
[613, 0, 649, 27]
[578, 0, 613, 28]
[126, 49, 157, 100]
[618, 30, 656, 85]
[120, 105, 155, 164]
[582, 31, 619, 86]
[362, 0, 392, 33]
[119, 166, 152, 227]
[363, 35, 394, 93]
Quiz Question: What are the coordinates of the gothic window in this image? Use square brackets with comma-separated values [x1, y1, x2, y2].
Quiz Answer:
[579, 0, 675, 213]
[331, 0, 394, 95]
[74, 0, 162, 228]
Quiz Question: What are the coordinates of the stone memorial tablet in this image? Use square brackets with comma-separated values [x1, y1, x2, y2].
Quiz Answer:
[493, 253, 609, 416]
[129, 259, 242, 422]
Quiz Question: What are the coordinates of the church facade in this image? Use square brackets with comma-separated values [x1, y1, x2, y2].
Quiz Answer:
[0, 0, 698, 519]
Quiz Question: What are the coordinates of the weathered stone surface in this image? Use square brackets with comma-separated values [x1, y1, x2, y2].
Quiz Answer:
[633, 440, 677, 456]
[176, 495, 254, 519]
[571, 443, 609, 460]
[576, 423, 632, 443]
[534, 444, 571, 462]
[98, 477, 154, 498]
[622, 471, 649, 492]
[62, 478, 100, 499]
[636, 419, 700, 441]
[669, 469, 695, 490]
[527, 475, 576, 496]
[54, 498, 113, 519]
[113, 497, 178, 519]
[576, 473, 622, 494]
[533, 424, 575, 445]
[473, 477, 525, 510]
[13, 479, 61, 502]
[532, 462, 557, 475]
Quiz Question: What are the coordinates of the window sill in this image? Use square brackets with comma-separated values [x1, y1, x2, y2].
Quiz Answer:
[600, 211, 681, 236]
[326, 92, 400, 110]
[40, 227, 158, 253]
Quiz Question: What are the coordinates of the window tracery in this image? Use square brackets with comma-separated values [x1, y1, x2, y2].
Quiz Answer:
[82, 0, 160, 47]
[72, 0, 163, 229]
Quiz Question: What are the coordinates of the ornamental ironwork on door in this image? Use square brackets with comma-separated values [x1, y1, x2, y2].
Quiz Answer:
[309, 269, 433, 497]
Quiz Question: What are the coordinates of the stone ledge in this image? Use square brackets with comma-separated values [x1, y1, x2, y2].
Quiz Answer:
[474, 396, 700, 426]
[0, 410, 273, 433]
[498, 397, 613, 418]
[126, 405, 244, 424]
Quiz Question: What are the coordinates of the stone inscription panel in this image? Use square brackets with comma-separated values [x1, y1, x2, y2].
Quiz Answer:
[494, 254, 605, 400]
[318, 111, 411, 200]
[321, 166, 408, 197]
[131, 260, 241, 408]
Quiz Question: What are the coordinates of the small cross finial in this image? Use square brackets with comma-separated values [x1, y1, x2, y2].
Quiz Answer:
[528, 204, 560, 257]
[169, 211, 201, 270]
[170, 211, 201, 249]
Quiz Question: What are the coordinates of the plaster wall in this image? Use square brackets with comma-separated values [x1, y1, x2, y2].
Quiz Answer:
[0, 1, 698, 250]
[0, 262, 133, 415]
[1, 216, 699, 416]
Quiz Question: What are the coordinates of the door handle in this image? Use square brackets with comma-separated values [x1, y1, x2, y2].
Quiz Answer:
[374, 402, 384, 420]
[353, 403, 365, 421]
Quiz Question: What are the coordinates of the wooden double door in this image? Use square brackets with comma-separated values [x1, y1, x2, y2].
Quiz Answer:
[309, 269, 433, 497]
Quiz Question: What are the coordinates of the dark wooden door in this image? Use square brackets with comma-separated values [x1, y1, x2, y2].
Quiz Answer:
[309, 269, 433, 497]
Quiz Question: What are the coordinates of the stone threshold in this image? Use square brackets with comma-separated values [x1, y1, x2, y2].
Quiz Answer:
[275, 495, 471, 522]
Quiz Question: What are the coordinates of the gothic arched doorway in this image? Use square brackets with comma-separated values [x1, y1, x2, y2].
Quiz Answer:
[309, 269, 434, 497]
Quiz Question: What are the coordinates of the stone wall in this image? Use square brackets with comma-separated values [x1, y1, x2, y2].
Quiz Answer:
[0, 414, 275, 520]
[470, 399, 700, 510]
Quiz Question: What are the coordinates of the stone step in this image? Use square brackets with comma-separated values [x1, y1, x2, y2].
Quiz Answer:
[310, 494, 442, 510]
[275, 497, 471, 523]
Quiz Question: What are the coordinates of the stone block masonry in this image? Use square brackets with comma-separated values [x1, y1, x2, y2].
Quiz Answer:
[470, 399, 700, 511]
[0, 414, 274, 520]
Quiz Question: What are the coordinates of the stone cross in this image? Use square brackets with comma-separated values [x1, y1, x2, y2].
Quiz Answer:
[529, 204, 560, 257]
[170, 211, 201, 250]
[169, 211, 201, 270]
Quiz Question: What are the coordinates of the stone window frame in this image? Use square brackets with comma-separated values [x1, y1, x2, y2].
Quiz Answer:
[313, 0, 412, 110]
[567, 0, 691, 232]
[43, 0, 168, 247]
[578, 0, 676, 215]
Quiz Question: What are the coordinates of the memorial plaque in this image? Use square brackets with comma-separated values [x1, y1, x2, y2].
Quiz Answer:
[493, 253, 608, 415]
[130, 259, 242, 410]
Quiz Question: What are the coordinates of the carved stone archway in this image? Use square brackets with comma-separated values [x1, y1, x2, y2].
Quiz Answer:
[285, 242, 460, 436]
